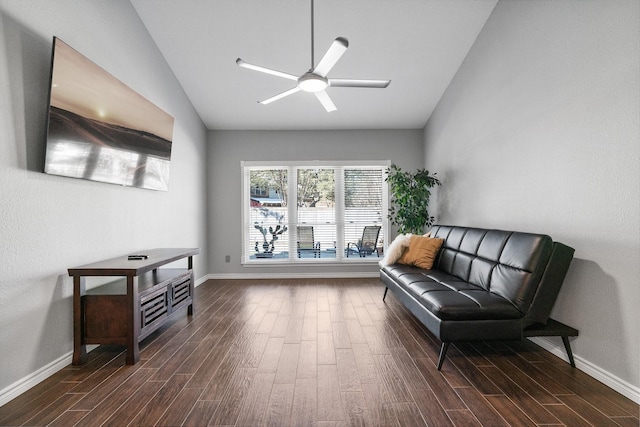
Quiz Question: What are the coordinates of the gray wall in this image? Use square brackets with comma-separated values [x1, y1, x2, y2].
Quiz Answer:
[424, 0, 639, 391]
[2, 0, 637, 405]
[0, 0, 208, 397]
[208, 129, 423, 277]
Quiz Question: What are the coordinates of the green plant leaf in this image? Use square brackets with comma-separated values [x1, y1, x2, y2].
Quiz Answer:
[386, 164, 441, 234]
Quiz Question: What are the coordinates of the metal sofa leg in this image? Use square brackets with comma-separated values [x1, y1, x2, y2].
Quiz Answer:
[383, 287, 389, 301]
[437, 342, 450, 370]
[522, 319, 578, 368]
[562, 336, 576, 368]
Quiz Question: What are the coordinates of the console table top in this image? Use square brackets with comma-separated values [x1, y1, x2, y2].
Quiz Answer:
[68, 248, 199, 277]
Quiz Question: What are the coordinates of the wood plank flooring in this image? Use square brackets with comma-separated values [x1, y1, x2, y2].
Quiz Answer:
[0, 278, 637, 426]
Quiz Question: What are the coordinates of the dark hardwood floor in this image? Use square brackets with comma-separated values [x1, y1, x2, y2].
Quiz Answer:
[1, 278, 637, 426]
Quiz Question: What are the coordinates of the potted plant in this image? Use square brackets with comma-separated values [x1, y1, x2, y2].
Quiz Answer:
[254, 223, 288, 258]
[385, 164, 441, 234]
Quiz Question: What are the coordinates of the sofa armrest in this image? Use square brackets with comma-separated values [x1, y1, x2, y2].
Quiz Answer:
[524, 241, 575, 326]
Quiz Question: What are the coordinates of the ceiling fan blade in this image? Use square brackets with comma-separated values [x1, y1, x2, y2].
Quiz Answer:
[313, 37, 348, 77]
[236, 58, 299, 81]
[259, 87, 301, 105]
[329, 78, 391, 88]
[314, 90, 337, 112]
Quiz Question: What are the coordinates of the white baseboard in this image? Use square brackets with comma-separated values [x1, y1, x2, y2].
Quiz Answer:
[194, 275, 210, 287]
[198, 271, 379, 282]
[0, 351, 72, 407]
[528, 337, 640, 404]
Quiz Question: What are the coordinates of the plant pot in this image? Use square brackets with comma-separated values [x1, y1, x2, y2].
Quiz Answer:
[255, 252, 274, 258]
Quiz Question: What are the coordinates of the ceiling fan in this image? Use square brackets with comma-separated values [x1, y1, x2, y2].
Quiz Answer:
[236, 0, 391, 112]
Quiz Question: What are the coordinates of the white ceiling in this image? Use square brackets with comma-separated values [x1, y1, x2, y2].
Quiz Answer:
[130, 0, 497, 131]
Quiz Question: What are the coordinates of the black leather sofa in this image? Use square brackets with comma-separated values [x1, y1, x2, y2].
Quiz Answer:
[380, 225, 577, 370]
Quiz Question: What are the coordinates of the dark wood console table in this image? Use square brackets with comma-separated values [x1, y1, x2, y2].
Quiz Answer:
[68, 248, 199, 365]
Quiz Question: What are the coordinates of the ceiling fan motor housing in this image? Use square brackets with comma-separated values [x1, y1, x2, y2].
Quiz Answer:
[298, 72, 329, 92]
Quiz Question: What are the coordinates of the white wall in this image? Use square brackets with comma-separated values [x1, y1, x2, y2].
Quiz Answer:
[424, 0, 639, 396]
[0, 0, 208, 400]
[208, 129, 423, 277]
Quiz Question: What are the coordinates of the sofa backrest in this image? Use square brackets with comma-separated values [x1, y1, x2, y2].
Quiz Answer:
[429, 225, 573, 324]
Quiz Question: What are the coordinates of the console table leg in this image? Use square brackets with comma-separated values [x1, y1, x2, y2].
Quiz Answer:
[126, 276, 140, 365]
[187, 258, 195, 316]
[187, 269, 195, 316]
[72, 276, 87, 365]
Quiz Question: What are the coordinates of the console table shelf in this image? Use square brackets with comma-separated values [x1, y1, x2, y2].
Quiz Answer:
[68, 248, 199, 365]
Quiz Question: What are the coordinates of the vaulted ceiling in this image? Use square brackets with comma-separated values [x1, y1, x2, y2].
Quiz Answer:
[131, 0, 497, 130]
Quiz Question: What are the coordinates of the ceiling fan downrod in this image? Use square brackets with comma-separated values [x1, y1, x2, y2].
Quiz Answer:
[310, 0, 315, 70]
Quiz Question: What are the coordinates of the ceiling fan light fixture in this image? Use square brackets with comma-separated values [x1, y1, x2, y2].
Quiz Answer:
[298, 72, 328, 92]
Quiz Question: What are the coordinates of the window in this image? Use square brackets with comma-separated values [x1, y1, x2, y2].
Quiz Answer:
[242, 161, 389, 264]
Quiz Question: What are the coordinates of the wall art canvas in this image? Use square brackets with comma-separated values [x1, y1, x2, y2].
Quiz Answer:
[44, 37, 175, 191]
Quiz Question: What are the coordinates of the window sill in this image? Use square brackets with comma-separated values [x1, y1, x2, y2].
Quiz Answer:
[242, 258, 382, 267]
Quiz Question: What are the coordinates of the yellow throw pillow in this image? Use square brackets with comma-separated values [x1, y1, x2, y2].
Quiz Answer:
[398, 236, 444, 269]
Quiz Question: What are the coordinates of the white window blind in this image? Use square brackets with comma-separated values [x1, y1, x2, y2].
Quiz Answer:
[242, 161, 389, 264]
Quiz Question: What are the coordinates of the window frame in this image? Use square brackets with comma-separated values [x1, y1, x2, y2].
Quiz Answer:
[241, 160, 390, 265]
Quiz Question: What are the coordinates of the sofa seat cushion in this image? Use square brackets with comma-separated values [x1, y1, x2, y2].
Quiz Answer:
[382, 265, 522, 321]
[420, 290, 522, 321]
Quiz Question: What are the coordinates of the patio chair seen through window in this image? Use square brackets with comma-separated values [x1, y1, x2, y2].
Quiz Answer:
[346, 225, 381, 257]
